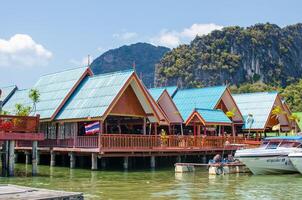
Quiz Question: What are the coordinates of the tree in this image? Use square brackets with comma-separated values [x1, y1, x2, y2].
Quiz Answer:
[271, 105, 286, 136]
[15, 103, 31, 116]
[29, 89, 40, 114]
[288, 114, 300, 134]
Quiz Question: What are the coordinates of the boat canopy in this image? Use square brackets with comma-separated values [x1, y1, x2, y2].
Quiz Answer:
[264, 136, 302, 141]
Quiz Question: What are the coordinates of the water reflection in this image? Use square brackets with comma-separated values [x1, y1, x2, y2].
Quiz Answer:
[1, 164, 302, 199]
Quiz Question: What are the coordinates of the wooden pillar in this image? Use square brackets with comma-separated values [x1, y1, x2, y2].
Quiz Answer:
[32, 141, 38, 176]
[100, 157, 106, 169]
[222, 126, 225, 136]
[218, 125, 221, 136]
[203, 126, 207, 135]
[202, 155, 207, 164]
[154, 123, 158, 135]
[73, 124, 77, 148]
[197, 125, 201, 136]
[180, 123, 184, 136]
[98, 120, 103, 152]
[8, 140, 15, 176]
[25, 151, 31, 164]
[176, 155, 181, 163]
[123, 157, 129, 170]
[50, 150, 56, 167]
[193, 123, 196, 136]
[143, 117, 146, 135]
[69, 152, 76, 169]
[232, 124, 236, 136]
[91, 153, 98, 170]
[150, 156, 156, 169]
[1, 141, 8, 177]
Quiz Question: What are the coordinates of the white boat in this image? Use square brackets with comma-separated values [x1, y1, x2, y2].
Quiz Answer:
[288, 152, 302, 174]
[235, 136, 302, 175]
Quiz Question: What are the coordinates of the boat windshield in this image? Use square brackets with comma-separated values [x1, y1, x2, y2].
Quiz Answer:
[259, 141, 269, 148]
[265, 141, 280, 149]
[279, 141, 302, 148]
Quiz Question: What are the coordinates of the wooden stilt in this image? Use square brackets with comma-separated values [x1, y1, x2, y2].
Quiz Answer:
[50, 150, 56, 167]
[150, 156, 156, 169]
[32, 141, 38, 176]
[91, 153, 98, 170]
[69, 152, 76, 169]
[123, 157, 129, 170]
[1, 141, 9, 177]
[8, 140, 15, 177]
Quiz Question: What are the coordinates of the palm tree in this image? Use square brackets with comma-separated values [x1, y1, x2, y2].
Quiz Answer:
[29, 89, 40, 115]
[226, 108, 236, 118]
[288, 114, 300, 134]
[271, 105, 286, 136]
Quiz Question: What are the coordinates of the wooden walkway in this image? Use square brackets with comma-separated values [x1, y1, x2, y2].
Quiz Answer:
[0, 185, 83, 200]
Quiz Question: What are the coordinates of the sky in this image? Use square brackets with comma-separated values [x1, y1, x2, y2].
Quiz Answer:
[0, 0, 302, 88]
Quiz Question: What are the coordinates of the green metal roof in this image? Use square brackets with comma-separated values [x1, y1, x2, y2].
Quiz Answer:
[56, 70, 134, 120]
[3, 67, 88, 118]
[148, 86, 178, 101]
[2, 89, 32, 114]
[172, 86, 227, 120]
[31, 67, 88, 119]
[195, 108, 232, 124]
[233, 92, 278, 130]
[0, 85, 17, 104]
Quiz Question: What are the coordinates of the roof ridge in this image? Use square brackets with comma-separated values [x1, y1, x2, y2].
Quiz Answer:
[179, 85, 226, 91]
[195, 108, 223, 112]
[0, 85, 17, 89]
[91, 69, 134, 79]
[39, 66, 88, 77]
[233, 91, 278, 96]
[149, 85, 177, 90]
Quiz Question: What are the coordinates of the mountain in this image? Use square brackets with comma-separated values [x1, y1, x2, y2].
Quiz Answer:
[90, 43, 170, 87]
[155, 23, 302, 88]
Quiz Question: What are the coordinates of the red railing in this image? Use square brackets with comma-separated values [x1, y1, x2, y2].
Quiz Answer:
[0, 115, 39, 133]
[16, 134, 260, 150]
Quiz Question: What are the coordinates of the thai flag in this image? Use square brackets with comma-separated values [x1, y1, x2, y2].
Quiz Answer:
[85, 122, 100, 135]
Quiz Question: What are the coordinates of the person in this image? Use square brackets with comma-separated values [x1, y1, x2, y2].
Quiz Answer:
[213, 154, 222, 163]
[227, 154, 235, 162]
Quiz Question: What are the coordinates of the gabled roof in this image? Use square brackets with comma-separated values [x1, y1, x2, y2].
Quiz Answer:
[32, 67, 91, 119]
[2, 89, 32, 113]
[3, 67, 91, 119]
[148, 86, 178, 101]
[0, 85, 17, 105]
[172, 86, 227, 120]
[186, 108, 232, 125]
[56, 70, 134, 120]
[233, 91, 278, 130]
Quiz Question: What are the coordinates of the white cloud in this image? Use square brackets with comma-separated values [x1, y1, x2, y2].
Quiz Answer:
[113, 32, 138, 41]
[181, 23, 223, 39]
[150, 23, 223, 48]
[0, 34, 52, 68]
[150, 30, 181, 48]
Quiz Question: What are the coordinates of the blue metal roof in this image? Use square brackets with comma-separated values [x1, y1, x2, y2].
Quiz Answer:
[56, 70, 134, 120]
[0, 85, 17, 104]
[32, 67, 88, 119]
[233, 92, 278, 130]
[3, 67, 88, 118]
[148, 86, 178, 100]
[172, 86, 227, 120]
[2, 89, 32, 114]
[264, 136, 302, 140]
[195, 108, 232, 124]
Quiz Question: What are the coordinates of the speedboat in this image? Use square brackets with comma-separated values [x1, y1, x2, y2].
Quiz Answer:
[235, 136, 302, 175]
[288, 152, 302, 174]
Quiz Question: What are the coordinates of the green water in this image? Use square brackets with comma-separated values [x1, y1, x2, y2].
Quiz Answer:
[1, 164, 302, 199]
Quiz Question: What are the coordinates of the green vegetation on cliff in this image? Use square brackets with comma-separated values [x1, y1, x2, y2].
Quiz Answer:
[155, 23, 302, 88]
